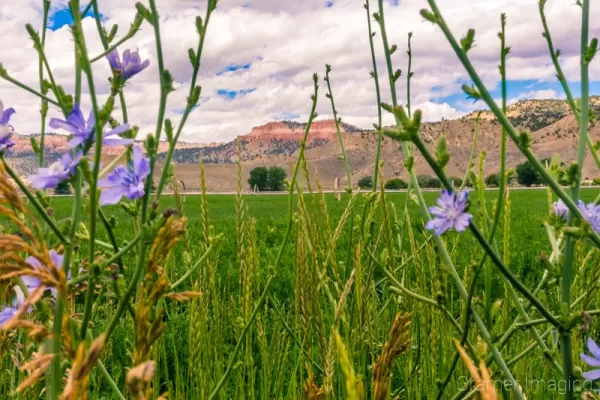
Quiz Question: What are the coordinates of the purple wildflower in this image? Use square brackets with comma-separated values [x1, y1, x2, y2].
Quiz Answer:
[425, 190, 473, 236]
[0, 100, 16, 153]
[98, 146, 150, 205]
[0, 286, 27, 328]
[581, 338, 600, 381]
[49, 103, 132, 149]
[107, 49, 150, 80]
[578, 200, 600, 233]
[28, 151, 82, 189]
[0, 307, 17, 327]
[24, 250, 65, 298]
[553, 199, 568, 220]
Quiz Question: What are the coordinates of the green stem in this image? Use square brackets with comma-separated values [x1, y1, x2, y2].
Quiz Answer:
[103, 232, 141, 267]
[72, 0, 104, 338]
[90, 27, 141, 63]
[2, 159, 69, 244]
[141, 0, 168, 223]
[324, 66, 352, 190]
[170, 243, 214, 290]
[156, 3, 216, 198]
[0, 74, 60, 108]
[364, 1, 383, 192]
[560, 2, 590, 397]
[38, 0, 50, 167]
[96, 359, 126, 400]
[539, 0, 600, 171]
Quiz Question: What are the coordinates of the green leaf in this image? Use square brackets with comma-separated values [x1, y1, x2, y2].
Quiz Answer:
[462, 84, 482, 101]
[420, 9, 437, 24]
[460, 29, 476, 53]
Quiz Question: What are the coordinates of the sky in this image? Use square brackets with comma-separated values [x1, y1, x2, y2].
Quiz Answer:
[0, 0, 599, 143]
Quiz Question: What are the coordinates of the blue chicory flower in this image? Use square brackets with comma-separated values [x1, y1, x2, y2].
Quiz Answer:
[581, 337, 600, 381]
[425, 190, 473, 236]
[98, 146, 151, 205]
[0, 286, 27, 328]
[553, 199, 568, 220]
[578, 200, 600, 233]
[106, 49, 150, 80]
[0, 100, 16, 153]
[28, 151, 82, 189]
[0, 306, 17, 327]
[24, 250, 65, 298]
[49, 103, 132, 149]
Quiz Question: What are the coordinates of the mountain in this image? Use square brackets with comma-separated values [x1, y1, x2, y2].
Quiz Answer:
[5, 98, 600, 191]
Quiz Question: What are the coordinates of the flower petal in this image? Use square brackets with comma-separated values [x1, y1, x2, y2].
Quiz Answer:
[583, 368, 600, 381]
[581, 353, 600, 367]
[100, 187, 127, 205]
[454, 213, 473, 232]
[49, 118, 82, 137]
[133, 146, 150, 179]
[588, 338, 600, 359]
[0, 107, 15, 125]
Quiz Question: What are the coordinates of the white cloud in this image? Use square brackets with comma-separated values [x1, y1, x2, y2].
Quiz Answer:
[0, 0, 598, 143]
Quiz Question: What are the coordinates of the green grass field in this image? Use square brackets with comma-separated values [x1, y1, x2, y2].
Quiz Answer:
[33, 187, 597, 399]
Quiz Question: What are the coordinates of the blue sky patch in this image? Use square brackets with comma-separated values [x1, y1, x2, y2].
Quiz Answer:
[216, 63, 252, 76]
[217, 88, 256, 100]
[435, 79, 600, 112]
[48, 6, 102, 31]
[273, 112, 301, 120]
[326, 1, 334, 7]
[173, 104, 200, 115]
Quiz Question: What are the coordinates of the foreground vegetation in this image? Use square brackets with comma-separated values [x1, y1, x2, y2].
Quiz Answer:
[1, 0, 600, 398]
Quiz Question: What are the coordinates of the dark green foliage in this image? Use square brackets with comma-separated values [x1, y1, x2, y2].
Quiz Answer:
[416, 174, 441, 188]
[516, 159, 548, 187]
[384, 178, 407, 190]
[248, 166, 269, 191]
[54, 180, 72, 195]
[485, 173, 500, 187]
[267, 166, 287, 191]
[358, 175, 373, 189]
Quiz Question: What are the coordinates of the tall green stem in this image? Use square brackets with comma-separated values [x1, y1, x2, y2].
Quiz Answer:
[364, 0, 383, 192]
[156, 1, 216, 198]
[71, 0, 104, 338]
[38, 0, 50, 167]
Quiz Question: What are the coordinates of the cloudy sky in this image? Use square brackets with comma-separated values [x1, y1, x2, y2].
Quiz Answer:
[1, 0, 599, 143]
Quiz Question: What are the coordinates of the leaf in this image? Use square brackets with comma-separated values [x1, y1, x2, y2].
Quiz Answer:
[460, 29, 476, 53]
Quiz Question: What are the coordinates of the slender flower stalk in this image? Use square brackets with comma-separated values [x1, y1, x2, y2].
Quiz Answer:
[71, 0, 105, 339]
[324, 65, 352, 191]
[559, 2, 591, 395]
[364, 0, 383, 192]
[156, 0, 218, 198]
[38, 0, 50, 167]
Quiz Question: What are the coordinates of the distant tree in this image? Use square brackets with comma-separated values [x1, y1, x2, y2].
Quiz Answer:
[384, 178, 408, 190]
[417, 174, 441, 188]
[516, 160, 546, 187]
[54, 180, 72, 195]
[449, 176, 463, 187]
[358, 175, 373, 189]
[485, 173, 500, 187]
[248, 166, 269, 191]
[267, 166, 287, 191]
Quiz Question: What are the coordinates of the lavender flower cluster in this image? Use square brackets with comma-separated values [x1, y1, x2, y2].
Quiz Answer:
[553, 199, 600, 232]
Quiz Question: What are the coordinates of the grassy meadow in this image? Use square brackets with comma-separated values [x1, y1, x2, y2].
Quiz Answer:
[22, 187, 595, 399]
